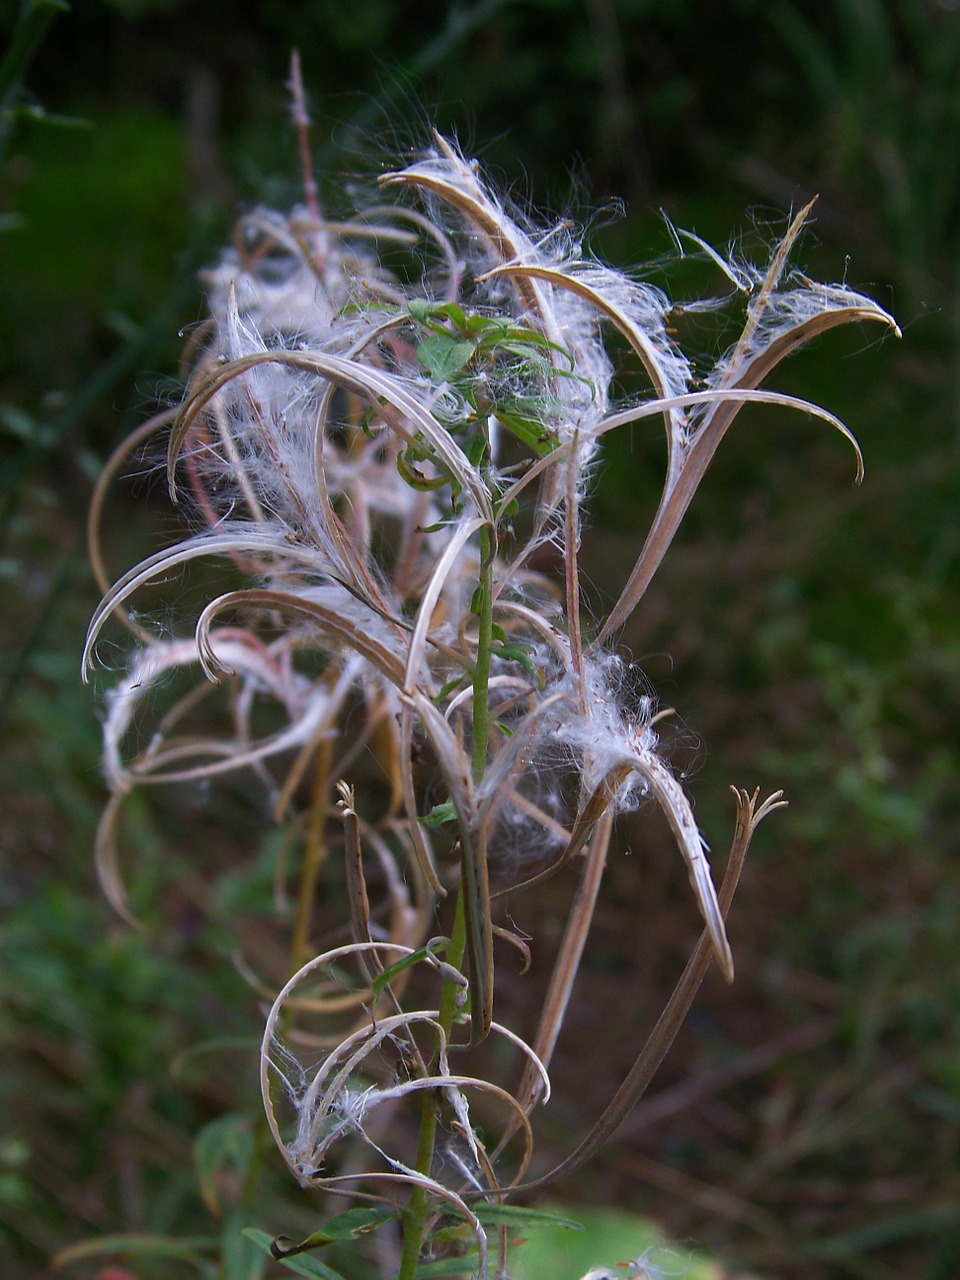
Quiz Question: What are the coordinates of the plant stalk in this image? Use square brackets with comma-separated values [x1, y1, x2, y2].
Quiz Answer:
[399, 891, 468, 1280]
[399, 520, 495, 1278]
[470, 523, 495, 787]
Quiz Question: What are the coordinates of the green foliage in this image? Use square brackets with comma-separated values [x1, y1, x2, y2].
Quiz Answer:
[509, 1205, 725, 1280]
[1, 885, 211, 1265]
[768, 0, 960, 286]
[471, 1203, 583, 1232]
[194, 1114, 258, 1219]
[398, 299, 567, 511]
[53, 1233, 219, 1270]
[3, 107, 189, 389]
[419, 800, 459, 828]
[0, 0, 71, 169]
[272, 1207, 400, 1253]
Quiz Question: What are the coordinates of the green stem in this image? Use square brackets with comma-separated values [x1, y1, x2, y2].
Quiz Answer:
[399, 520, 495, 1277]
[398, 891, 467, 1280]
[463, 523, 495, 1045]
[471, 523, 495, 786]
[399, 481, 496, 1280]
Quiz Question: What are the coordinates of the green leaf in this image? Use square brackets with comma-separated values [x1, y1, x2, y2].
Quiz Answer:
[493, 641, 538, 679]
[242, 1230, 346, 1280]
[420, 799, 458, 828]
[434, 673, 471, 703]
[474, 1204, 583, 1231]
[316, 1205, 400, 1238]
[505, 1206, 716, 1280]
[53, 1235, 217, 1270]
[170, 1035, 261, 1084]
[0, 0, 69, 107]
[417, 334, 476, 381]
[271, 1208, 398, 1253]
[464, 431, 487, 468]
[465, 312, 497, 335]
[495, 409, 558, 457]
[221, 1209, 267, 1280]
[409, 299, 468, 331]
[476, 323, 575, 369]
[397, 449, 449, 491]
[194, 1113, 255, 1218]
[407, 298, 432, 323]
[437, 301, 468, 331]
[272, 1233, 337, 1256]
[371, 945, 428, 996]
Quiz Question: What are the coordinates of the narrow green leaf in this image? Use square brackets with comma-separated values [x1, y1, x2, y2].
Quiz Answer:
[495, 409, 557, 456]
[170, 1035, 261, 1083]
[397, 449, 449, 491]
[243, 1230, 346, 1280]
[465, 312, 497, 334]
[417, 334, 476, 381]
[0, 0, 69, 106]
[194, 1113, 255, 1218]
[272, 1208, 398, 1252]
[464, 431, 487, 468]
[438, 301, 467, 331]
[479, 324, 575, 368]
[53, 1235, 217, 1268]
[319, 1205, 400, 1238]
[434, 674, 471, 703]
[409, 299, 469, 331]
[221, 1209, 267, 1280]
[493, 641, 538, 678]
[474, 1203, 583, 1231]
[408, 298, 432, 323]
[420, 799, 458, 828]
[370, 945, 429, 996]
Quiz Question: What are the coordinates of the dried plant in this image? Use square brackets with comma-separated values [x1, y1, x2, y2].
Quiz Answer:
[84, 60, 897, 1280]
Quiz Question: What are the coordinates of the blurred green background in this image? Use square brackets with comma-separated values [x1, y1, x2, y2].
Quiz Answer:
[2, 1, 959, 1278]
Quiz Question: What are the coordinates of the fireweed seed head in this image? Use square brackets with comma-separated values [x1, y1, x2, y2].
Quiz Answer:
[86, 106, 895, 1261]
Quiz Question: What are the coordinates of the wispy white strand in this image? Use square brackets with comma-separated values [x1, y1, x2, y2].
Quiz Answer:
[90, 127, 895, 1251]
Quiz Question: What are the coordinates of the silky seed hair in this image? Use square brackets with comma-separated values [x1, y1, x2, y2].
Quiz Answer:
[85, 98, 897, 1272]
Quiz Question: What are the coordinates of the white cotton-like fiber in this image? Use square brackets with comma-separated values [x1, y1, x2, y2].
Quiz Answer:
[87, 116, 895, 1254]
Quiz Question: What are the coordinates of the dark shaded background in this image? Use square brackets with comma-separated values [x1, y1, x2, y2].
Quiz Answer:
[2, 2, 959, 1278]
